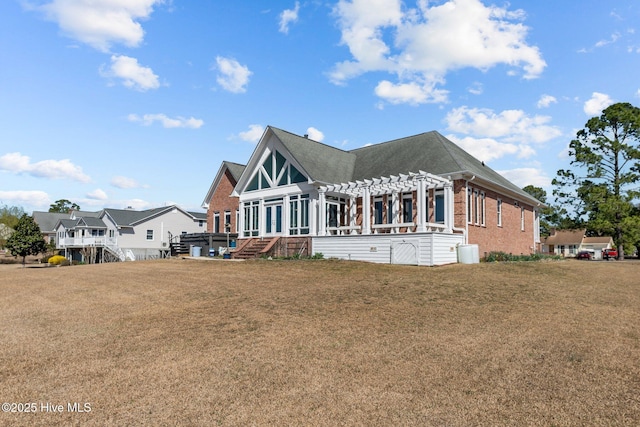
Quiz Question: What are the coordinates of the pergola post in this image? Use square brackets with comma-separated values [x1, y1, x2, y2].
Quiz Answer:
[444, 182, 454, 233]
[362, 184, 371, 235]
[318, 188, 327, 236]
[416, 176, 427, 232]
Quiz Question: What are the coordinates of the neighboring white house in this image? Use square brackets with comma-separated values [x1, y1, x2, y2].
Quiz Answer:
[541, 229, 614, 259]
[38, 206, 206, 262]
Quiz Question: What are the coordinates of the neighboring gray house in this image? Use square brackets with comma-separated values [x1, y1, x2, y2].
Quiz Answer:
[41, 206, 206, 262]
[33, 210, 99, 243]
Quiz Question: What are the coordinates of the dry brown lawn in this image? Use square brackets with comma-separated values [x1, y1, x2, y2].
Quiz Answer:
[1, 258, 639, 426]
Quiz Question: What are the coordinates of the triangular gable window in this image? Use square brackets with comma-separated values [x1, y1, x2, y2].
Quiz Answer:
[244, 149, 308, 192]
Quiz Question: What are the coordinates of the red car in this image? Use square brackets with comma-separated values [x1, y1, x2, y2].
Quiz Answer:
[603, 248, 618, 260]
[576, 251, 593, 260]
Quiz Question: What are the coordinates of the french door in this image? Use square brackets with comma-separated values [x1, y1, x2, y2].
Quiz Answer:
[265, 203, 283, 235]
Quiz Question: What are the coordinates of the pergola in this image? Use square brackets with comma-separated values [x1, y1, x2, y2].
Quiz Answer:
[317, 170, 455, 236]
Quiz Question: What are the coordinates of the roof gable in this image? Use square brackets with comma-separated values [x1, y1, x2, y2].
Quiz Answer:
[201, 161, 245, 208]
[270, 127, 356, 184]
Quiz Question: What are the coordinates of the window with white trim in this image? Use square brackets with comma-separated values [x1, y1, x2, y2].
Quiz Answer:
[214, 213, 220, 233]
[467, 187, 473, 224]
[521, 207, 525, 231]
[146, 229, 154, 240]
[374, 197, 384, 224]
[402, 193, 413, 223]
[473, 189, 479, 224]
[497, 199, 502, 227]
[243, 201, 259, 237]
[245, 149, 307, 192]
[289, 194, 310, 235]
[224, 211, 231, 232]
[435, 191, 444, 223]
[480, 191, 486, 226]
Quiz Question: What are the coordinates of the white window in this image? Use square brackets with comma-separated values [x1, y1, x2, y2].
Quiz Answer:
[243, 201, 259, 237]
[146, 229, 154, 240]
[497, 199, 502, 227]
[473, 189, 479, 224]
[467, 187, 473, 224]
[289, 194, 310, 235]
[373, 197, 384, 224]
[214, 213, 220, 233]
[224, 211, 231, 232]
[521, 207, 525, 231]
[480, 192, 486, 226]
[402, 193, 413, 223]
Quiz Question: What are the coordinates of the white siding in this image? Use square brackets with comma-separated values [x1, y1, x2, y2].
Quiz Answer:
[109, 209, 204, 252]
[312, 233, 465, 266]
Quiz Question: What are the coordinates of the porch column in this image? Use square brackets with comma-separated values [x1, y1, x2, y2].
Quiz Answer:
[416, 176, 427, 232]
[238, 202, 245, 238]
[391, 191, 399, 233]
[444, 182, 454, 233]
[283, 194, 290, 236]
[349, 196, 357, 235]
[362, 185, 371, 235]
[318, 188, 327, 236]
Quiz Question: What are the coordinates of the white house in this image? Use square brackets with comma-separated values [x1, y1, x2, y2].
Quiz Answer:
[46, 206, 206, 262]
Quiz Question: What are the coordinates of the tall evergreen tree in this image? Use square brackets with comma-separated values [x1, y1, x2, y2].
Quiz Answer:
[6, 214, 47, 266]
[553, 102, 640, 259]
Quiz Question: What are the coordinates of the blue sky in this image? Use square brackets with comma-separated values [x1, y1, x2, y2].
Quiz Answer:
[1, 0, 639, 214]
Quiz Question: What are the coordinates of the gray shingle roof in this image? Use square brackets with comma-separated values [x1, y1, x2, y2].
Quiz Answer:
[268, 127, 539, 205]
[33, 210, 100, 233]
[271, 127, 356, 184]
[225, 161, 246, 182]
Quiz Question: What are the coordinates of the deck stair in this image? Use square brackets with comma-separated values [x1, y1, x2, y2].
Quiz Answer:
[170, 241, 189, 256]
[232, 238, 276, 259]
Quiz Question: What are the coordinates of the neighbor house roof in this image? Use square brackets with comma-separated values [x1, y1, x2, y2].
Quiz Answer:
[103, 206, 202, 228]
[33, 210, 100, 233]
[543, 229, 587, 245]
[262, 126, 541, 206]
[582, 236, 614, 245]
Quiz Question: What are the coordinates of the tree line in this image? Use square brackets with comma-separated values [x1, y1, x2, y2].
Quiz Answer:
[526, 102, 640, 260]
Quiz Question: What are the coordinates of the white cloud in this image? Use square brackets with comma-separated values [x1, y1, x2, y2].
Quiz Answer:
[0, 152, 90, 182]
[101, 55, 160, 91]
[445, 135, 518, 162]
[497, 167, 551, 188]
[279, 2, 300, 34]
[375, 78, 448, 105]
[330, 0, 545, 105]
[468, 82, 483, 95]
[111, 176, 146, 189]
[239, 124, 265, 143]
[595, 32, 621, 48]
[215, 56, 252, 93]
[128, 113, 204, 129]
[86, 188, 108, 200]
[0, 190, 50, 209]
[35, 0, 163, 52]
[445, 106, 562, 144]
[306, 127, 324, 142]
[537, 94, 557, 108]
[584, 92, 614, 115]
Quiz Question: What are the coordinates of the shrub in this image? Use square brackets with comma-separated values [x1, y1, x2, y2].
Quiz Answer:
[48, 255, 68, 266]
[483, 252, 561, 262]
